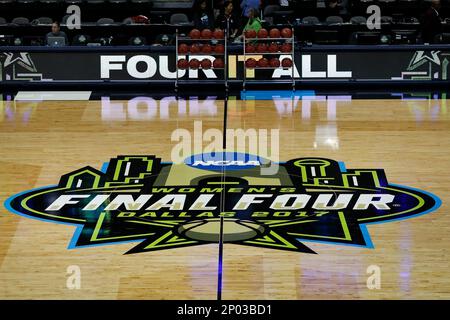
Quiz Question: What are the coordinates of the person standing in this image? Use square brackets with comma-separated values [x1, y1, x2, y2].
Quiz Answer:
[193, 0, 215, 30]
[215, 1, 240, 39]
[421, 0, 443, 43]
[240, 0, 260, 18]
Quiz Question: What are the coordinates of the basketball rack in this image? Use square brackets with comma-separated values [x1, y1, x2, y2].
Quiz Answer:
[175, 29, 228, 92]
[242, 28, 295, 91]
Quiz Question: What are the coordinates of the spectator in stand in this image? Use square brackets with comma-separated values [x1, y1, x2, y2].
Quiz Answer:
[215, 0, 240, 39]
[325, 0, 348, 16]
[243, 8, 262, 34]
[325, 0, 340, 16]
[421, 0, 443, 43]
[46, 21, 68, 46]
[240, 0, 260, 18]
[193, 0, 215, 30]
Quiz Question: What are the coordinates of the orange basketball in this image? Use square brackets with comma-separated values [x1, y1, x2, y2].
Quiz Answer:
[177, 58, 189, 69]
[201, 59, 212, 69]
[280, 43, 292, 53]
[268, 42, 278, 53]
[256, 43, 268, 53]
[213, 29, 224, 39]
[258, 58, 269, 68]
[214, 44, 225, 54]
[178, 43, 189, 54]
[202, 44, 212, 54]
[245, 58, 257, 68]
[201, 29, 212, 39]
[189, 58, 200, 69]
[281, 28, 292, 38]
[189, 29, 201, 39]
[245, 44, 256, 53]
[281, 57, 293, 68]
[269, 57, 280, 68]
[269, 28, 280, 38]
[190, 43, 200, 53]
[213, 58, 224, 69]
[257, 28, 268, 38]
[245, 29, 257, 39]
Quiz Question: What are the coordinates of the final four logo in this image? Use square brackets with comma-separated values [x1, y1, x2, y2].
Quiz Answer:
[5, 153, 440, 254]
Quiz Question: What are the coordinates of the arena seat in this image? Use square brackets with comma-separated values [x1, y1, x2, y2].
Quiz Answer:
[11, 17, 30, 25]
[350, 16, 367, 25]
[32, 17, 53, 25]
[263, 4, 280, 18]
[302, 16, 320, 25]
[381, 16, 393, 24]
[169, 13, 190, 25]
[263, 4, 280, 25]
[97, 17, 115, 25]
[39, 0, 62, 3]
[272, 10, 294, 24]
[326, 16, 344, 25]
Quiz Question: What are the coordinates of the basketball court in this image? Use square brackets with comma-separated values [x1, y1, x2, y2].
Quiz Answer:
[1, 92, 449, 299]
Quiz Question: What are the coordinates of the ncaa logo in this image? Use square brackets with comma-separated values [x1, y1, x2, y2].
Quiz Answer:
[184, 152, 269, 171]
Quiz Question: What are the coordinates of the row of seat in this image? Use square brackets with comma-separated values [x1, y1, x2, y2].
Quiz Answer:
[0, 0, 446, 3]
[0, 0, 151, 3]
[1, 15, 442, 26]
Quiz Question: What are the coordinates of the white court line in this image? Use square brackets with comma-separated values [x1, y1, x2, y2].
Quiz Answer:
[124, 162, 131, 176]
[15, 91, 92, 101]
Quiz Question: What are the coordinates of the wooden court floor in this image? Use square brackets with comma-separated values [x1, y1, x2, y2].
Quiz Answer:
[0, 96, 449, 299]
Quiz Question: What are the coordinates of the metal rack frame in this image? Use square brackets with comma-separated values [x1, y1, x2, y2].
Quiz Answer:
[175, 29, 228, 92]
[242, 28, 295, 91]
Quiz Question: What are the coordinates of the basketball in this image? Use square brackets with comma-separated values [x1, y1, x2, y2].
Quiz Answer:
[257, 28, 268, 38]
[201, 59, 212, 69]
[202, 44, 212, 54]
[189, 58, 200, 69]
[269, 57, 280, 67]
[280, 43, 292, 53]
[201, 28, 212, 39]
[245, 29, 257, 39]
[214, 43, 225, 54]
[177, 58, 189, 69]
[256, 43, 268, 53]
[213, 58, 224, 68]
[213, 29, 224, 39]
[177, 218, 265, 242]
[281, 57, 293, 68]
[258, 58, 269, 68]
[281, 28, 292, 38]
[189, 28, 201, 39]
[245, 58, 257, 68]
[245, 44, 256, 53]
[190, 43, 200, 53]
[269, 28, 280, 38]
[178, 43, 189, 54]
[268, 42, 278, 53]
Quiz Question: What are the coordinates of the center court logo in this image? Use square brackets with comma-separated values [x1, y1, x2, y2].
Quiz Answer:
[5, 153, 441, 254]
[185, 152, 266, 171]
